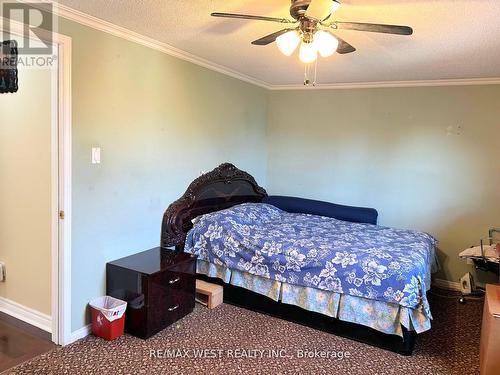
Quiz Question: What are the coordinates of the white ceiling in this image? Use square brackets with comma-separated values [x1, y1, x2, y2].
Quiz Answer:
[55, 0, 500, 86]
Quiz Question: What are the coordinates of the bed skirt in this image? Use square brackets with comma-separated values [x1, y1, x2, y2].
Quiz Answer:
[196, 273, 418, 356]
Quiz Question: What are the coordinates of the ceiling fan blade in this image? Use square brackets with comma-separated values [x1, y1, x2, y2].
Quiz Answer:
[211, 12, 294, 24]
[305, 0, 340, 21]
[251, 29, 294, 46]
[328, 32, 356, 54]
[335, 22, 413, 35]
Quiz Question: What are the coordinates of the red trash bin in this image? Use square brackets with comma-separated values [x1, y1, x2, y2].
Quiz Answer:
[89, 296, 127, 341]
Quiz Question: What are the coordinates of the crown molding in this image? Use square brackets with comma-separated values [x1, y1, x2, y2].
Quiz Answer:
[20, 0, 272, 89]
[270, 77, 500, 91]
[17, 1, 500, 91]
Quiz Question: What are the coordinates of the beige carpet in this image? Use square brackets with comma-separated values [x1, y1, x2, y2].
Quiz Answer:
[4, 290, 483, 374]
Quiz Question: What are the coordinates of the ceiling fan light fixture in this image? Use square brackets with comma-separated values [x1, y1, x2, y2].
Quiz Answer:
[313, 30, 339, 58]
[299, 41, 318, 64]
[276, 30, 301, 56]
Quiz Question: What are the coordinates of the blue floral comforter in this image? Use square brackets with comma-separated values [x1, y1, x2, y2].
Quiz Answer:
[185, 203, 437, 313]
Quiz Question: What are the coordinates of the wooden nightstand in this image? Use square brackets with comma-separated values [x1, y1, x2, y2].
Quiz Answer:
[106, 247, 196, 339]
[480, 284, 500, 375]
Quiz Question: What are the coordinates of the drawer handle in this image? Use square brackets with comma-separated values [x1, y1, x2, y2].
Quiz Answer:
[168, 305, 179, 312]
[169, 277, 180, 284]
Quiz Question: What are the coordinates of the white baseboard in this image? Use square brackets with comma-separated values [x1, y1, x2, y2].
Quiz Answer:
[67, 324, 91, 345]
[432, 278, 461, 291]
[0, 296, 52, 333]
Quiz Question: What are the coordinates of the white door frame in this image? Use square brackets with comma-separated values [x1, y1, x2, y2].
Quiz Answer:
[53, 26, 72, 347]
[0, 18, 72, 345]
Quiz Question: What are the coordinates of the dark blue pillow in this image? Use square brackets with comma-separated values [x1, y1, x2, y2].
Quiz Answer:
[262, 195, 378, 225]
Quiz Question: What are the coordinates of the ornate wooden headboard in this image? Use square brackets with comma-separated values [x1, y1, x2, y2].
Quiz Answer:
[160, 163, 267, 248]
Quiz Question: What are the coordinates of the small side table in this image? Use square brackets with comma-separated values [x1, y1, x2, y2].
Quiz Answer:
[106, 247, 197, 339]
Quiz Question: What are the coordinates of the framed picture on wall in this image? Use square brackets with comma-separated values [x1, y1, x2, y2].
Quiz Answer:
[0, 40, 18, 93]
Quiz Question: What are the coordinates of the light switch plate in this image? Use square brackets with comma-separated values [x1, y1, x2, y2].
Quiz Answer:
[91, 147, 101, 164]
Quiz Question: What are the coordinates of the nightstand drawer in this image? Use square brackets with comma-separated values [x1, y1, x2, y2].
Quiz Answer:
[149, 270, 196, 307]
[152, 263, 196, 293]
[148, 267, 195, 336]
[148, 297, 192, 331]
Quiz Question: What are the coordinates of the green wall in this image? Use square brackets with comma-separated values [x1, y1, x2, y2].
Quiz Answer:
[57, 19, 268, 331]
[60, 18, 500, 331]
[268, 86, 500, 285]
[12, 11, 497, 331]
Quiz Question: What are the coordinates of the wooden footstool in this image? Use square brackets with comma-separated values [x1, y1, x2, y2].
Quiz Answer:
[195, 280, 223, 309]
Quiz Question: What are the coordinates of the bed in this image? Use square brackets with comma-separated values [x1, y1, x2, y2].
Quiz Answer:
[160, 163, 438, 355]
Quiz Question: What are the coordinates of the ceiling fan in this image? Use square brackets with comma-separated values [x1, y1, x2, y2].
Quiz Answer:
[212, 0, 413, 64]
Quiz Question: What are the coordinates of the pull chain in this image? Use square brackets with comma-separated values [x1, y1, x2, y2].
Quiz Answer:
[304, 64, 310, 86]
[303, 61, 318, 87]
[313, 58, 318, 87]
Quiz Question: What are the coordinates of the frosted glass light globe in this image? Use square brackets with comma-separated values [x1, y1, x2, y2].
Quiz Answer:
[299, 41, 318, 64]
[313, 30, 339, 58]
[276, 30, 301, 56]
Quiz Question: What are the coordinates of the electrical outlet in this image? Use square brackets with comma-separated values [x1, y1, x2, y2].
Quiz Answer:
[0, 262, 5, 282]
